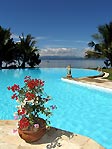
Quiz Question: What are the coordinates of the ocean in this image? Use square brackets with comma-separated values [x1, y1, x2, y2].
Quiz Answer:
[39, 58, 105, 68]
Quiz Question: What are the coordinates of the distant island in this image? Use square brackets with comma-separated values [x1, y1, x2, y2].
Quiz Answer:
[40, 56, 104, 60]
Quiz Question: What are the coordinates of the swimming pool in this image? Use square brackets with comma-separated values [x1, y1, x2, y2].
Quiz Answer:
[0, 68, 112, 149]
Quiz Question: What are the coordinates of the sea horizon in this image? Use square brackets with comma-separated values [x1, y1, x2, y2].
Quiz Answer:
[40, 57, 105, 68]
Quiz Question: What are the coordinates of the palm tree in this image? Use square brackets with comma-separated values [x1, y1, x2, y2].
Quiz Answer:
[3, 38, 16, 67]
[0, 27, 41, 68]
[86, 21, 112, 67]
[17, 33, 41, 68]
[0, 26, 11, 68]
[28, 52, 41, 68]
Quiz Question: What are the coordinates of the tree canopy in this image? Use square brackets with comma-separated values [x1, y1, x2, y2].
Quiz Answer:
[0, 26, 41, 69]
[85, 21, 112, 68]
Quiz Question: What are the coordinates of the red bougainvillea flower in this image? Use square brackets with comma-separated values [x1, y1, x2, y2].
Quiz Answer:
[7, 86, 11, 90]
[25, 92, 35, 100]
[11, 93, 18, 100]
[18, 108, 26, 115]
[19, 117, 30, 129]
[27, 79, 36, 89]
[8, 84, 20, 92]
[11, 84, 20, 92]
[26, 78, 44, 89]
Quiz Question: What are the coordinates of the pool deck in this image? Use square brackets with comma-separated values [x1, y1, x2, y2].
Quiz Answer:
[1, 72, 110, 149]
[0, 120, 105, 149]
[63, 72, 112, 90]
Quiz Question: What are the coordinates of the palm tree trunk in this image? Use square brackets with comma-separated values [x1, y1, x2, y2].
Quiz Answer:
[0, 60, 2, 69]
[21, 61, 25, 68]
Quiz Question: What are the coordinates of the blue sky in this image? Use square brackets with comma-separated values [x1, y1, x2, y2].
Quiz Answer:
[0, 0, 112, 57]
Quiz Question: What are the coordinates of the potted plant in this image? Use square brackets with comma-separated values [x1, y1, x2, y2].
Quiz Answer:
[8, 76, 56, 143]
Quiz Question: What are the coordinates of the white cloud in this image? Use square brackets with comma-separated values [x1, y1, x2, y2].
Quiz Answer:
[40, 47, 86, 57]
[11, 34, 19, 39]
[83, 47, 94, 52]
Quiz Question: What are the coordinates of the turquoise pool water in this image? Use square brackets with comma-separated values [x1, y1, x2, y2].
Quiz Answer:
[0, 68, 112, 149]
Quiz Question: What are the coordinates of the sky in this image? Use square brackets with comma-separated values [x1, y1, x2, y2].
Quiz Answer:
[0, 0, 112, 57]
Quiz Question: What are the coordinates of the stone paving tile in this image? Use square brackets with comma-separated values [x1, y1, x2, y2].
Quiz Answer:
[0, 120, 105, 149]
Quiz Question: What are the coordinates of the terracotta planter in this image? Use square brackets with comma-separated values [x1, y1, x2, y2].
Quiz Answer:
[18, 118, 46, 143]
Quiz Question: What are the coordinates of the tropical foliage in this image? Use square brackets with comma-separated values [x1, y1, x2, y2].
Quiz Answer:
[85, 21, 112, 67]
[0, 26, 41, 68]
[0, 26, 11, 68]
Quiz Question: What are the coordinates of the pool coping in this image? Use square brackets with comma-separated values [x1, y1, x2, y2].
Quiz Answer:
[0, 120, 105, 149]
[62, 71, 112, 91]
